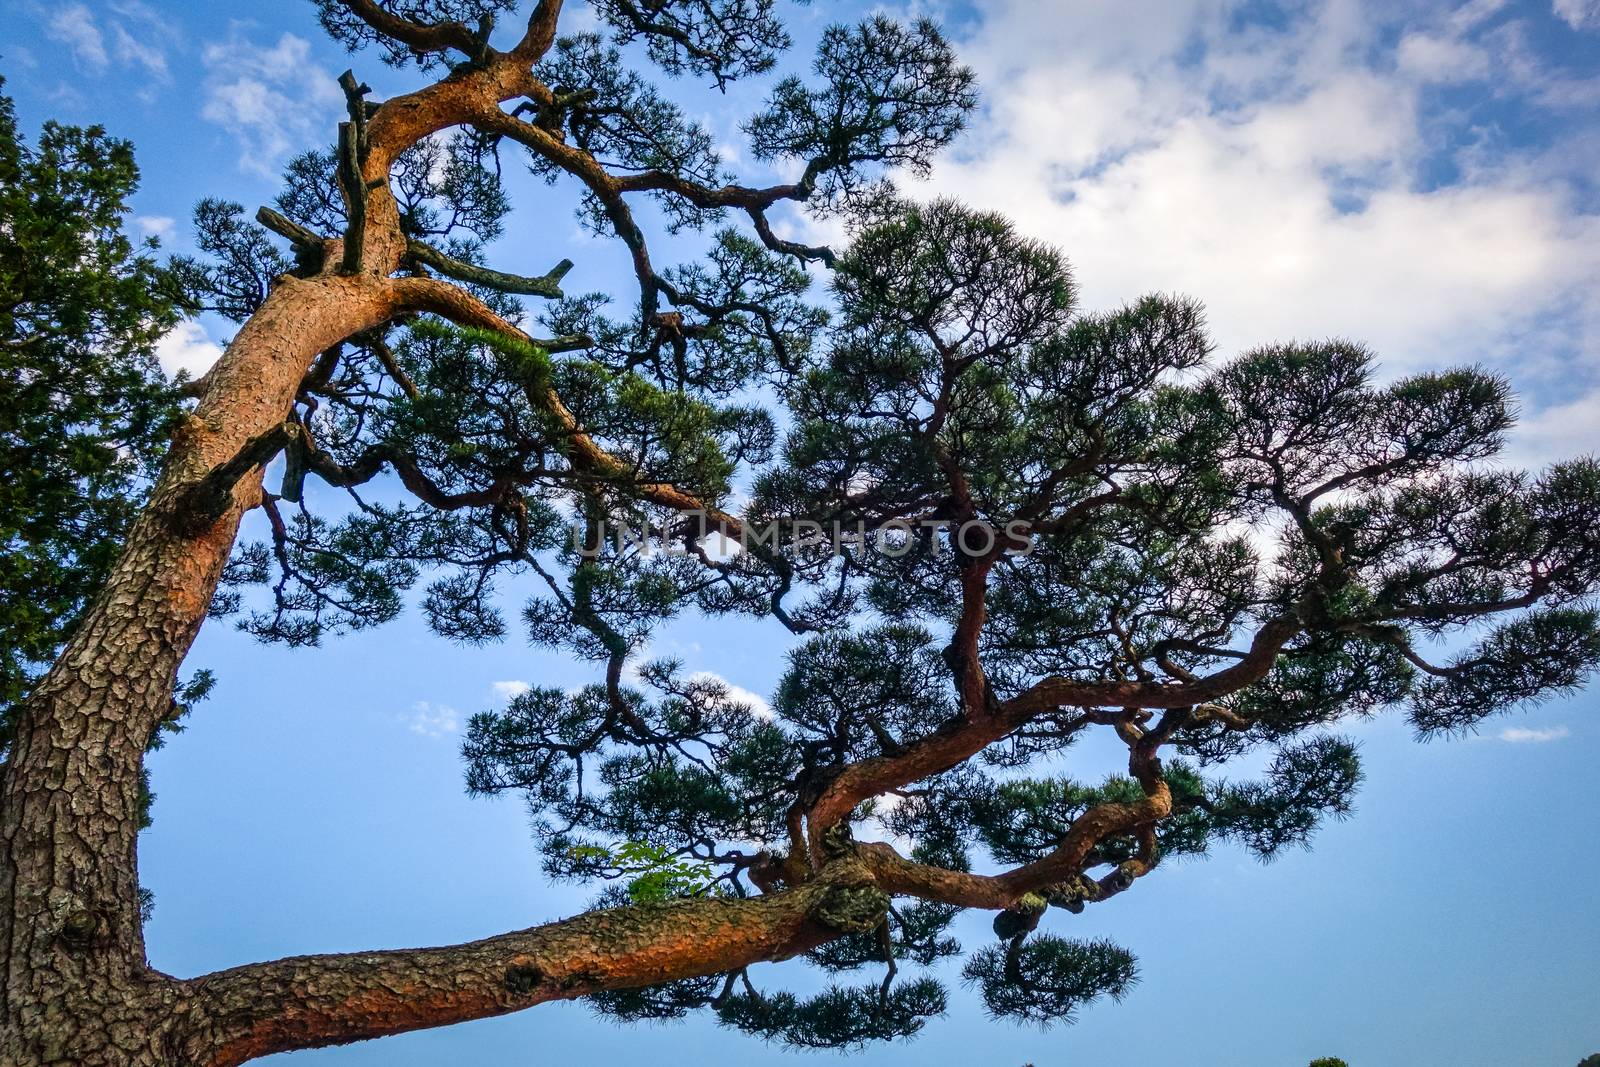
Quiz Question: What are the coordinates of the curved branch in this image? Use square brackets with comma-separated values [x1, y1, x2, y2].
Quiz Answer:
[854, 777, 1172, 911]
[337, 0, 480, 57]
[512, 0, 565, 59]
[390, 277, 744, 532]
[806, 615, 1300, 837]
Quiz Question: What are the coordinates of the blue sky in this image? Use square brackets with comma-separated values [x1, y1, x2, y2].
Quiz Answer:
[4, 1, 1600, 1064]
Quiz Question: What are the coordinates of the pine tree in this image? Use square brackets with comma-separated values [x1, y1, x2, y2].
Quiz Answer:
[3, 4, 1598, 1064]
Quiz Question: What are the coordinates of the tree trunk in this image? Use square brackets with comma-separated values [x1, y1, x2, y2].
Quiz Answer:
[0, 38, 899, 1061]
[0, 265, 419, 1063]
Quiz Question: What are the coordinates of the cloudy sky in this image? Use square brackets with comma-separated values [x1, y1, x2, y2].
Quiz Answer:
[3, 1, 1599, 1064]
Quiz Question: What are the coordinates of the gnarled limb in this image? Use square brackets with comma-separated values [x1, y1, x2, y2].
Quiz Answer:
[405, 237, 573, 297]
[183, 860, 883, 1066]
[804, 616, 1301, 842]
[335, 0, 482, 59]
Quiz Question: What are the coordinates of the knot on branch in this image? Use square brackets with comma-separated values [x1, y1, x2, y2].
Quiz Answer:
[504, 963, 545, 996]
[47, 890, 109, 948]
[169, 421, 301, 536]
[992, 892, 1047, 940]
[818, 819, 855, 862]
[812, 863, 889, 940]
[813, 882, 890, 936]
[1041, 877, 1096, 914]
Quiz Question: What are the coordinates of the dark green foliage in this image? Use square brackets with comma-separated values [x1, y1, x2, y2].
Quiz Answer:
[747, 18, 976, 210]
[962, 935, 1137, 1026]
[774, 623, 953, 760]
[171, 199, 291, 321]
[715, 976, 946, 1049]
[591, 0, 789, 88]
[1410, 606, 1600, 737]
[176, 4, 1600, 1050]
[0, 78, 187, 749]
[590, 974, 722, 1021]
[535, 33, 724, 205]
[1208, 736, 1363, 859]
[1308, 1059, 1351, 1067]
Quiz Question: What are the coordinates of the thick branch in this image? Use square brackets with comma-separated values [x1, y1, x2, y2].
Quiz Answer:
[337, 0, 480, 57]
[512, 0, 564, 59]
[255, 207, 324, 254]
[855, 777, 1172, 911]
[188, 861, 883, 1065]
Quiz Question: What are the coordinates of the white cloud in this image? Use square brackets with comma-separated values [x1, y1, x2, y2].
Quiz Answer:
[110, 22, 169, 81]
[136, 215, 176, 242]
[38, 1, 173, 84]
[687, 671, 774, 720]
[200, 28, 341, 175]
[1554, 0, 1600, 30]
[46, 5, 110, 70]
[868, 0, 1600, 405]
[1502, 388, 1600, 469]
[154, 321, 223, 380]
[408, 701, 460, 738]
[1498, 725, 1570, 743]
[491, 679, 532, 701]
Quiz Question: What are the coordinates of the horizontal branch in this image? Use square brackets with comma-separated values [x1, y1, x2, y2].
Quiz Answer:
[1006, 615, 1302, 714]
[187, 860, 885, 1065]
[406, 238, 573, 298]
[855, 775, 1172, 910]
[255, 207, 325, 253]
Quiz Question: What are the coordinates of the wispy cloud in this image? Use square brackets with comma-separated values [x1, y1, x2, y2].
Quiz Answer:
[38, 1, 174, 85]
[109, 22, 168, 80]
[200, 26, 340, 175]
[1498, 725, 1571, 743]
[491, 680, 532, 701]
[1553, 0, 1600, 31]
[408, 701, 460, 738]
[45, 5, 109, 70]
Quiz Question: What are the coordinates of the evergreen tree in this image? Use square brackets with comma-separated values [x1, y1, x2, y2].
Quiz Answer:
[2, 4, 1597, 1064]
[0, 78, 191, 757]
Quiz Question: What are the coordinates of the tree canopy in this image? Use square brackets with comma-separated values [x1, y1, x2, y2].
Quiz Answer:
[165, 2, 1600, 1049]
[0, 78, 191, 758]
[2, 2, 1596, 1063]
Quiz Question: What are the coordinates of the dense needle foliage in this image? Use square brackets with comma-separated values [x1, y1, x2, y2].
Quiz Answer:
[166, 0, 1600, 1050]
[0, 79, 191, 757]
